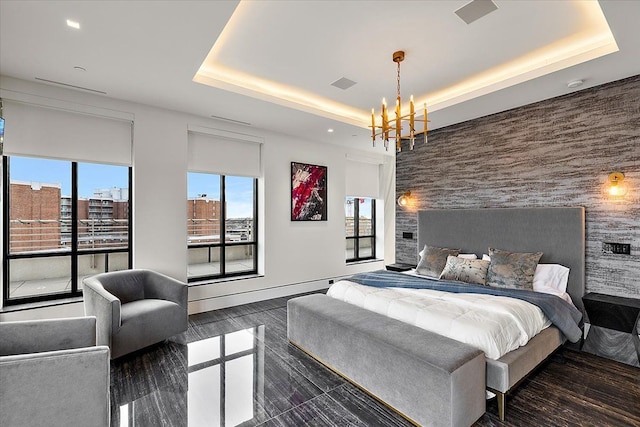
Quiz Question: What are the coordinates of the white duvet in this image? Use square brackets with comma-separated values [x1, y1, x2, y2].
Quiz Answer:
[327, 280, 552, 360]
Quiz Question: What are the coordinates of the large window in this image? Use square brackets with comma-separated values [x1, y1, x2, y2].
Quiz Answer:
[345, 197, 376, 262]
[187, 173, 257, 282]
[2, 156, 131, 305]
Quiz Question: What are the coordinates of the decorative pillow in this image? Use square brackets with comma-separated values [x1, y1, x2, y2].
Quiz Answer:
[419, 247, 475, 260]
[533, 264, 570, 292]
[486, 248, 543, 290]
[482, 254, 491, 261]
[439, 256, 490, 285]
[416, 245, 460, 278]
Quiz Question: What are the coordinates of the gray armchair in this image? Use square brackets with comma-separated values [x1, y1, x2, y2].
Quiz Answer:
[0, 317, 110, 427]
[83, 269, 188, 359]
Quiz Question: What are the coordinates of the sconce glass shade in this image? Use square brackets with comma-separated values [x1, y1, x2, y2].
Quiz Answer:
[608, 172, 627, 197]
[397, 191, 411, 207]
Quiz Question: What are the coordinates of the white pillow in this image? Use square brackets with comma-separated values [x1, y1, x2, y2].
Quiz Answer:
[482, 254, 490, 261]
[533, 264, 570, 293]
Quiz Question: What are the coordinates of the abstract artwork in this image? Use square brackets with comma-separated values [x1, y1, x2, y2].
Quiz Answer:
[291, 162, 327, 221]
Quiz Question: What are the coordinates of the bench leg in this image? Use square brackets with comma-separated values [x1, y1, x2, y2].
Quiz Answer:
[496, 391, 506, 421]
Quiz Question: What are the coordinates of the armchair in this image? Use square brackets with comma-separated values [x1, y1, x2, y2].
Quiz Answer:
[0, 316, 110, 427]
[83, 269, 188, 359]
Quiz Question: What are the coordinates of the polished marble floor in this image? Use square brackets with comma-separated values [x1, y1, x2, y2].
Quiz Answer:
[110, 291, 640, 427]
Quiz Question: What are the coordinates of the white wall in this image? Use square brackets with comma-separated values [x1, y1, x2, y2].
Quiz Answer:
[0, 76, 395, 320]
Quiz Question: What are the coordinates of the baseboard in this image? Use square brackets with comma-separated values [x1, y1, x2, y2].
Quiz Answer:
[187, 276, 349, 314]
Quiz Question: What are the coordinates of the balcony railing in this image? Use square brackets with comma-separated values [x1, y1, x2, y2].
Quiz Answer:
[187, 218, 253, 244]
[9, 218, 129, 254]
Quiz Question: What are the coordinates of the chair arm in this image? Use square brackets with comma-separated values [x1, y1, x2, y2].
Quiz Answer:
[0, 317, 97, 357]
[83, 277, 121, 348]
[0, 346, 110, 427]
[143, 270, 188, 309]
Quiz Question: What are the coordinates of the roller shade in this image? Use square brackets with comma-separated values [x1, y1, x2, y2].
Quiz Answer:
[2, 100, 132, 165]
[346, 159, 380, 198]
[188, 130, 262, 177]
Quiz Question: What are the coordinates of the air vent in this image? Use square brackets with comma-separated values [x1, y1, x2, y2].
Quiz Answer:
[34, 77, 107, 94]
[455, 0, 498, 25]
[331, 77, 357, 90]
[210, 115, 251, 126]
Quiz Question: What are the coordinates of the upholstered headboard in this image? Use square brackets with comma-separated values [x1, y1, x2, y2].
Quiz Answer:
[417, 208, 586, 313]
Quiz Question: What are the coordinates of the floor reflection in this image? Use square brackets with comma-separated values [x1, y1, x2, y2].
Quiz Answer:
[188, 326, 265, 427]
[111, 326, 268, 427]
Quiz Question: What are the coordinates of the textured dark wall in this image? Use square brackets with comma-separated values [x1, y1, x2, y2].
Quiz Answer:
[396, 75, 639, 298]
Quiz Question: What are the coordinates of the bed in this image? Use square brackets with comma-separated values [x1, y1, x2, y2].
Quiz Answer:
[328, 207, 585, 421]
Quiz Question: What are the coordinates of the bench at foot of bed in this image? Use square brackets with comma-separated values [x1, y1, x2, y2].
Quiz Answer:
[287, 294, 486, 427]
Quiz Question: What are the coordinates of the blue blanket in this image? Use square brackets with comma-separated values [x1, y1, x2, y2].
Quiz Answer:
[347, 270, 583, 343]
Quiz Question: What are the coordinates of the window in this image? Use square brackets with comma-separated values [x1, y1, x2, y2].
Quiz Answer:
[2, 156, 132, 305]
[345, 197, 376, 262]
[187, 173, 257, 281]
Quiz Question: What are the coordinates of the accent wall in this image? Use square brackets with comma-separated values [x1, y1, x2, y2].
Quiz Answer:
[396, 75, 639, 298]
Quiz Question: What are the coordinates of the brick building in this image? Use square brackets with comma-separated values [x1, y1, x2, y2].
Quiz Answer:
[187, 198, 222, 243]
[10, 183, 129, 252]
[9, 181, 61, 253]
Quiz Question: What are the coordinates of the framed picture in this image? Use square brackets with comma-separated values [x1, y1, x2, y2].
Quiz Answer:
[291, 161, 327, 221]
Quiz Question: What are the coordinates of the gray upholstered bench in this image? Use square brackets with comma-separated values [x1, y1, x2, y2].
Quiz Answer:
[287, 294, 486, 427]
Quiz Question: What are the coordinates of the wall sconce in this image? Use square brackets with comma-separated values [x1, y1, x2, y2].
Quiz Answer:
[608, 172, 628, 197]
[397, 191, 412, 207]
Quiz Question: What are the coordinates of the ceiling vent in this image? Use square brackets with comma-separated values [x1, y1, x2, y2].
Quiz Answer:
[455, 0, 498, 25]
[210, 114, 251, 126]
[34, 77, 107, 94]
[331, 77, 357, 90]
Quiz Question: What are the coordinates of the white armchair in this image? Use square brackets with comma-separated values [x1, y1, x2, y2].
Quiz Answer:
[0, 316, 110, 427]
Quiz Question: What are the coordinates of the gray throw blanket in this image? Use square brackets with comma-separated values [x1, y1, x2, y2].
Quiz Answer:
[347, 270, 583, 343]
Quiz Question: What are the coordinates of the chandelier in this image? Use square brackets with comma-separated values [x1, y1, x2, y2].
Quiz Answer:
[370, 51, 429, 152]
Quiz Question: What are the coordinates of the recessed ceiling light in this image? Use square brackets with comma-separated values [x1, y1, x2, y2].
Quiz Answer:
[73, 66, 86, 72]
[66, 19, 80, 29]
[327, 129, 334, 133]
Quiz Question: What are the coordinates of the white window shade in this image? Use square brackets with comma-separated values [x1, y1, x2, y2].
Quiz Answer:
[2, 100, 132, 165]
[346, 159, 380, 198]
[187, 130, 262, 177]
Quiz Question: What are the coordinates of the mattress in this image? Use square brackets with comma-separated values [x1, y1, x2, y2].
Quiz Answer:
[327, 280, 552, 360]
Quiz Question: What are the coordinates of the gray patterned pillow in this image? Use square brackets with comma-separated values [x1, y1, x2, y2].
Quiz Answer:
[486, 248, 543, 290]
[439, 256, 490, 285]
[415, 245, 460, 278]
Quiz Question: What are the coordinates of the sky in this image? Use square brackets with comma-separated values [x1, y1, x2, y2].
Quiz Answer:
[9, 157, 255, 218]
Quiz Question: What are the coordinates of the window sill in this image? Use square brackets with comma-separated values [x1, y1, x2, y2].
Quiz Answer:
[1, 296, 84, 313]
[188, 274, 264, 287]
[346, 258, 384, 266]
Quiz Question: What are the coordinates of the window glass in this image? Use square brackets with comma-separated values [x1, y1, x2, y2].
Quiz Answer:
[345, 197, 376, 262]
[345, 199, 355, 237]
[225, 176, 255, 243]
[358, 198, 373, 236]
[8, 157, 71, 254]
[187, 246, 221, 277]
[78, 163, 129, 251]
[187, 172, 221, 245]
[225, 244, 254, 274]
[3, 156, 132, 304]
[8, 256, 71, 299]
[187, 173, 257, 281]
[358, 237, 375, 258]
